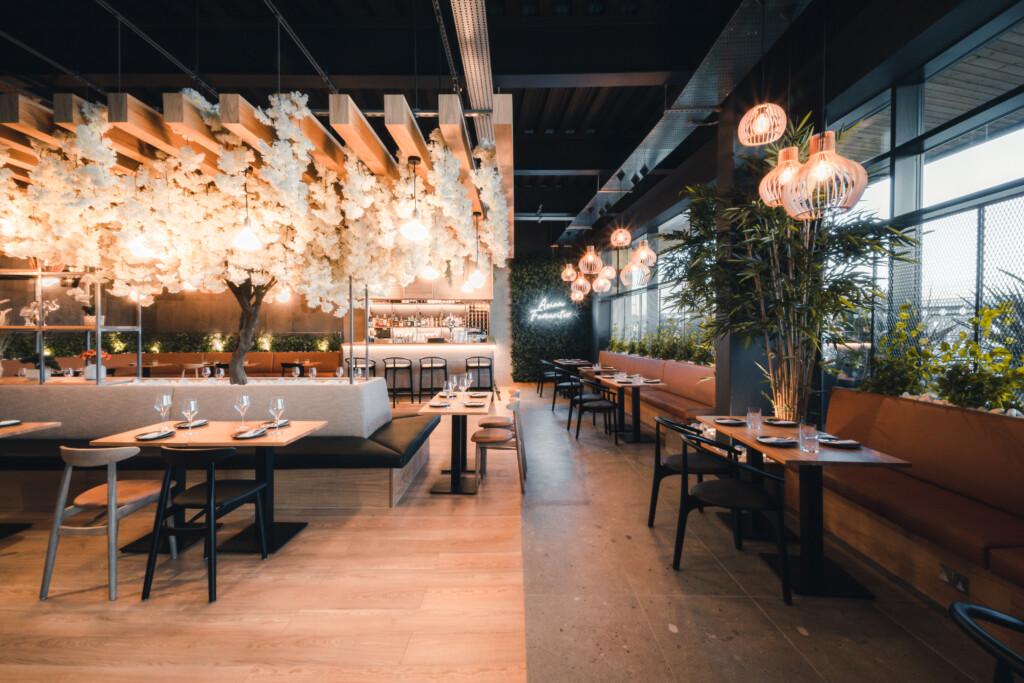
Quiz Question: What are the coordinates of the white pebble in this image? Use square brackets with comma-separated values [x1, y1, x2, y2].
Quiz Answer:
[668, 624, 678, 634]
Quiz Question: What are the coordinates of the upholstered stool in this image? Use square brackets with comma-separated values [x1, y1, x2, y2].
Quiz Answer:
[470, 427, 514, 480]
[344, 357, 377, 378]
[466, 356, 494, 390]
[383, 357, 414, 407]
[479, 391, 520, 429]
[418, 357, 448, 402]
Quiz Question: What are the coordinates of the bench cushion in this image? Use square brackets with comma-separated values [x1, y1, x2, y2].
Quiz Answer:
[989, 548, 1024, 587]
[661, 361, 715, 406]
[823, 468, 1024, 567]
[641, 390, 715, 419]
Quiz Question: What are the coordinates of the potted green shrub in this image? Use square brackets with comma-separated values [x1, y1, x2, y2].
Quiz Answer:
[18, 353, 61, 381]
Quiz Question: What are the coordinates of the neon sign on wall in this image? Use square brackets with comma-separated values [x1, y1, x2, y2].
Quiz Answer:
[529, 297, 575, 323]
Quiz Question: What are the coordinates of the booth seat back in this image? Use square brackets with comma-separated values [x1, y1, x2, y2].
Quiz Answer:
[142, 352, 202, 377]
[661, 361, 715, 406]
[55, 356, 85, 371]
[272, 351, 343, 374]
[826, 387, 1024, 519]
[0, 378, 391, 441]
[232, 352, 275, 375]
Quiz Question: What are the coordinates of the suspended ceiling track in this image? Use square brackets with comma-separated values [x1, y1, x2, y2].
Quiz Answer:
[557, 0, 810, 244]
[449, 0, 495, 143]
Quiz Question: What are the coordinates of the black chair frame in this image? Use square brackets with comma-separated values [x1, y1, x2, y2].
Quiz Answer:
[344, 357, 378, 377]
[574, 378, 619, 445]
[536, 360, 561, 397]
[466, 356, 494, 391]
[383, 357, 414, 407]
[650, 416, 732, 527]
[418, 357, 449, 402]
[550, 366, 576, 412]
[949, 601, 1024, 683]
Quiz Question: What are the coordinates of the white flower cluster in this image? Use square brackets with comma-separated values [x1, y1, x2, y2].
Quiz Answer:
[0, 90, 511, 315]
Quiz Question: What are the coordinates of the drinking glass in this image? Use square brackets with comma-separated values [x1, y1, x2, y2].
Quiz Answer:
[799, 423, 819, 453]
[181, 399, 198, 434]
[268, 397, 285, 434]
[153, 393, 172, 428]
[202, 365, 212, 379]
[356, 367, 364, 381]
[63, 367, 74, 378]
[746, 407, 762, 430]
[444, 378, 456, 401]
[215, 367, 225, 379]
[459, 373, 471, 394]
[308, 367, 317, 379]
[291, 366, 301, 379]
[234, 394, 251, 427]
[335, 367, 344, 379]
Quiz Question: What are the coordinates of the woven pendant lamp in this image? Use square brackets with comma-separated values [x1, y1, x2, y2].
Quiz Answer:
[631, 240, 657, 267]
[738, 103, 787, 147]
[571, 275, 591, 296]
[592, 277, 612, 293]
[609, 227, 631, 248]
[782, 131, 867, 220]
[560, 263, 577, 282]
[578, 245, 602, 275]
[598, 264, 616, 281]
[571, 290, 585, 302]
[759, 146, 802, 207]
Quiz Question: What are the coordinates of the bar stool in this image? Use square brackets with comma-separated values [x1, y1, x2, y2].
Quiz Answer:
[471, 399, 525, 492]
[383, 357, 414, 407]
[41, 446, 165, 601]
[143, 447, 267, 603]
[479, 389, 520, 429]
[418, 357, 448, 402]
[466, 356, 494, 390]
[344, 357, 377, 377]
[183, 362, 206, 378]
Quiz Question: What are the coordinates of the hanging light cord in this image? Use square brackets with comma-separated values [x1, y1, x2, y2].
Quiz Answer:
[820, 2, 827, 130]
[431, 0, 461, 95]
[262, 0, 337, 94]
[759, 0, 766, 101]
[0, 29, 105, 96]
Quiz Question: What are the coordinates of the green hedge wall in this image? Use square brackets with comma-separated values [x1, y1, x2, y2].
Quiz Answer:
[510, 253, 593, 382]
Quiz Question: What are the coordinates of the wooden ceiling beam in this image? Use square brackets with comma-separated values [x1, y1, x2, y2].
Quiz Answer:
[53, 94, 148, 175]
[329, 93, 398, 180]
[108, 93, 219, 176]
[0, 125, 38, 156]
[384, 93, 432, 187]
[162, 93, 222, 159]
[492, 92, 515, 257]
[295, 111, 347, 178]
[4, 164, 32, 185]
[219, 93, 274, 151]
[0, 94, 60, 148]
[4, 148, 39, 172]
[438, 93, 482, 213]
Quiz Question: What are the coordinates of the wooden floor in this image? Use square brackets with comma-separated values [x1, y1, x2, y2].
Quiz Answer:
[0, 412, 526, 682]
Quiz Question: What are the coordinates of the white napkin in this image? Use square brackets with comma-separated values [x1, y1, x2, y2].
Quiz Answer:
[0, 419, 23, 428]
[136, 429, 174, 441]
[233, 426, 267, 439]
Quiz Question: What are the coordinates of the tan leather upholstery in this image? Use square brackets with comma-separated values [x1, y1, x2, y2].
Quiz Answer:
[471, 428, 514, 444]
[661, 362, 716, 406]
[596, 351, 716, 422]
[479, 416, 513, 428]
[73, 480, 164, 508]
[641, 390, 716, 418]
[989, 548, 1024, 586]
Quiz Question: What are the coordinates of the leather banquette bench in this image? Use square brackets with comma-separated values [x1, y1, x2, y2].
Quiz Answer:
[0, 379, 437, 509]
[3, 351, 345, 378]
[596, 351, 716, 426]
[816, 387, 1024, 612]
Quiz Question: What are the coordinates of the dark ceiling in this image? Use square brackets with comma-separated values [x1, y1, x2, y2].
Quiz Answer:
[1, 0, 743, 253]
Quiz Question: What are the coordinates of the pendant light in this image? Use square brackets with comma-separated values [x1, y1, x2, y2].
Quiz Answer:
[232, 170, 262, 252]
[631, 239, 657, 268]
[560, 263, 577, 282]
[578, 245, 602, 275]
[609, 227, 631, 248]
[468, 211, 486, 289]
[276, 286, 292, 303]
[400, 156, 429, 242]
[571, 275, 591, 296]
[592, 276, 612, 293]
[738, 1, 786, 147]
[759, 146, 802, 206]
[782, 131, 867, 219]
[598, 264, 616, 281]
[421, 265, 440, 280]
[460, 279, 474, 293]
[571, 290, 585, 303]
[619, 262, 635, 287]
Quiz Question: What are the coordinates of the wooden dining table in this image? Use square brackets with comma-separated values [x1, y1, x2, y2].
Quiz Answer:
[91, 420, 326, 554]
[419, 391, 495, 495]
[697, 415, 910, 598]
[0, 421, 61, 538]
[596, 374, 664, 443]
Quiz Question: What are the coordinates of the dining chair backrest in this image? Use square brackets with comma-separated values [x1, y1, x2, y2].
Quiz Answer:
[677, 431, 783, 485]
[383, 357, 412, 367]
[654, 415, 702, 439]
[345, 358, 374, 368]
[160, 446, 238, 469]
[580, 377, 611, 399]
[59, 446, 140, 468]
[949, 601, 1024, 680]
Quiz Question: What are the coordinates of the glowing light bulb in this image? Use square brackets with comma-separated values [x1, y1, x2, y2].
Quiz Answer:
[276, 287, 291, 303]
[571, 291, 584, 302]
[592, 277, 612, 293]
[421, 266, 440, 280]
[128, 235, 155, 258]
[468, 269, 485, 289]
[598, 265, 617, 281]
[752, 112, 769, 134]
[560, 264, 577, 282]
[400, 216, 429, 242]
[460, 280, 474, 293]
[609, 227, 631, 248]
[41, 277, 60, 288]
[183, 282, 198, 291]
[232, 217, 262, 251]
[129, 291, 140, 302]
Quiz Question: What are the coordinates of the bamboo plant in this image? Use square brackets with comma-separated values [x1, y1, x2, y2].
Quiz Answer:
[660, 114, 914, 420]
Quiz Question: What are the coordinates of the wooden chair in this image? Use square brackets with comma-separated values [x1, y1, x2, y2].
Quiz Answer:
[143, 447, 267, 603]
[40, 446, 164, 601]
[383, 357, 414, 407]
[573, 378, 619, 445]
[465, 356, 494, 390]
[675, 431, 792, 605]
[479, 389, 519, 429]
[649, 416, 730, 527]
[470, 399, 525, 493]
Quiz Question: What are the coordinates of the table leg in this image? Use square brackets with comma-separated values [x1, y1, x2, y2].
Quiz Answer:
[622, 386, 653, 443]
[759, 466, 873, 598]
[716, 447, 795, 542]
[615, 387, 627, 432]
[431, 414, 478, 494]
[221, 446, 307, 554]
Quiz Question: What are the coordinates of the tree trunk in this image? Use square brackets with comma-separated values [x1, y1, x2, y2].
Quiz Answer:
[225, 278, 275, 385]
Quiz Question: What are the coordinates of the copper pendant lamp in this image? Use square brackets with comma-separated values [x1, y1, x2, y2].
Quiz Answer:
[571, 275, 592, 296]
[592, 277, 612, 293]
[759, 146, 802, 207]
[560, 263, 577, 282]
[578, 245, 602, 275]
[737, 2, 786, 147]
[609, 227, 631, 248]
[571, 290, 585, 303]
[781, 131, 867, 220]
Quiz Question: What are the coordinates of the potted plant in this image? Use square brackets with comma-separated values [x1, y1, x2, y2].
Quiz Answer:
[81, 304, 104, 328]
[80, 349, 111, 380]
[18, 354, 61, 381]
[660, 114, 914, 420]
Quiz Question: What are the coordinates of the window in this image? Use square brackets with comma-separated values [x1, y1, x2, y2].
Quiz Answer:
[838, 104, 891, 163]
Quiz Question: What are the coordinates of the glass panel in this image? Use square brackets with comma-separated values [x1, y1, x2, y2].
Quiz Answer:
[922, 111, 1024, 206]
[920, 211, 978, 344]
[981, 196, 1024, 347]
[838, 105, 891, 162]
[924, 23, 1024, 132]
[851, 173, 891, 220]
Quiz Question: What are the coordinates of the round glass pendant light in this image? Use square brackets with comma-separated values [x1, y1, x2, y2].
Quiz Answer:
[632, 239, 657, 267]
[570, 275, 591, 296]
[571, 290, 585, 303]
[609, 227, 631, 248]
[598, 264, 617, 281]
[232, 172, 262, 251]
[758, 146, 802, 207]
[460, 280, 474, 293]
[738, 103, 787, 147]
[421, 265, 440, 280]
[781, 131, 867, 220]
[592, 277, 612, 293]
[560, 264, 577, 282]
[400, 156, 430, 242]
[578, 245, 602, 275]
[468, 268, 486, 289]
[276, 287, 292, 303]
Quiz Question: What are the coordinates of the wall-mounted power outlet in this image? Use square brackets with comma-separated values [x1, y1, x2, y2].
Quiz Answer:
[939, 564, 969, 594]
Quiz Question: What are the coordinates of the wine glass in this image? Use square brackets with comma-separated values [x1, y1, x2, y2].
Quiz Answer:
[63, 367, 74, 378]
[234, 394, 251, 427]
[291, 365, 301, 379]
[202, 365, 212, 379]
[459, 373, 471, 395]
[308, 367, 317, 379]
[215, 367, 225, 379]
[153, 393, 172, 428]
[444, 378, 456, 401]
[268, 397, 285, 434]
[181, 399, 198, 434]
[356, 367, 364, 381]
[335, 367, 344, 379]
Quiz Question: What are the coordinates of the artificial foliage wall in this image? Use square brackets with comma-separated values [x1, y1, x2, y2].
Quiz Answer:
[510, 254, 593, 382]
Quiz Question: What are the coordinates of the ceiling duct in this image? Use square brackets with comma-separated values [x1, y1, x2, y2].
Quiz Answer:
[557, 0, 809, 244]
[449, 0, 495, 143]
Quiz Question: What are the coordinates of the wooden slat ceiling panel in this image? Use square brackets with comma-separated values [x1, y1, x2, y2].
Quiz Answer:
[537, 87, 571, 134]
